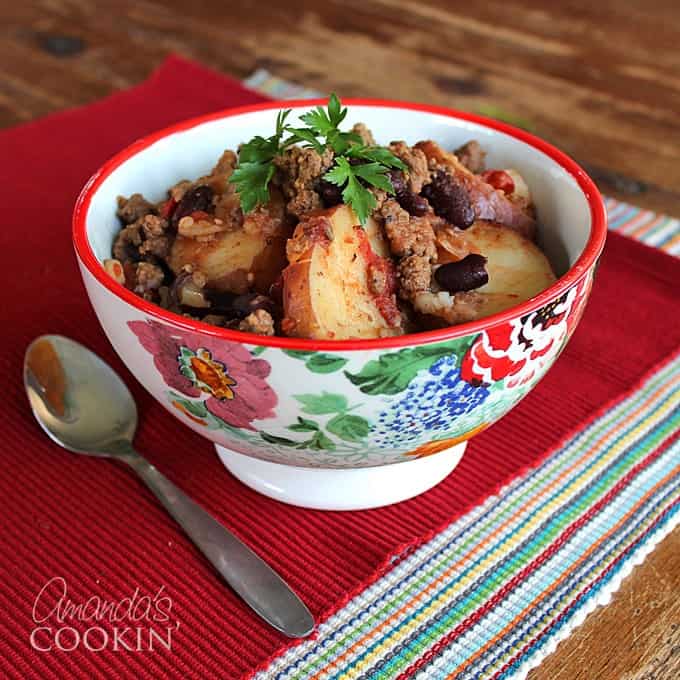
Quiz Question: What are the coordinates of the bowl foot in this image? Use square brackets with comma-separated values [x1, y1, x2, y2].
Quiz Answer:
[215, 443, 467, 510]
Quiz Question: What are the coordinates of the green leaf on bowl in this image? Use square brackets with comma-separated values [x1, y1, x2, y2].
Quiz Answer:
[305, 354, 348, 373]
[288, 416, 321, 432]
[308, 431, 336, 451]
[250, 346, 267, 356]
[179, 400, 208, 418]
[283, 349, 315, 359]
[260, 432, 299, 447]
[326, 414, 370, 442]
[294, 391, 348, 414]
[345, 344, 460, 395]
[284, 350, 348, 373]
[168, 392, 209, 418]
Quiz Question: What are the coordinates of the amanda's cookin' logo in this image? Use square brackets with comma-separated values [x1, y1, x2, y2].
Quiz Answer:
[30, 577, 179, 652]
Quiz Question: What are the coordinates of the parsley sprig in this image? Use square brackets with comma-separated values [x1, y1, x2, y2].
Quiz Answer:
[229, 94, 407, 224]
[229, 109, 293, 213]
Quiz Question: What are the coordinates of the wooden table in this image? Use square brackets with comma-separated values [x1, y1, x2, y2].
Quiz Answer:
[1, 1, 678, 677]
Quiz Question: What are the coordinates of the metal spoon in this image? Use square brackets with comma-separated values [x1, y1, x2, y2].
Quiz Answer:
[23, 334, 314, 638]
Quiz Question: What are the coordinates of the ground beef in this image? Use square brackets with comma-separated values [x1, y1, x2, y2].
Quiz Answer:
[388, 142, 430, 193]
[454, 140, 486, 174]
[351, 122, 375, 145]
[286, 189, 322, 220]
[114, 214, 173, 261]
[139, 235, 171, 258]
[116, 194, 155, 224]
[196, 150, 239, 194]
[380, 200, 436, 260]
[380, 199, 409, 246]
[275, 146, 334, 219]
[367, 262, 388, 296]
[238, 309, 275, 336]
[112, 222, 143, 262]
[132, 262, 165, 295]
[213, 187, 243, 229]
[138, 215, 171, 258]
[211, 149, 238, 177]
[397, 255, 432, 298]
[140, 214, 166, 238]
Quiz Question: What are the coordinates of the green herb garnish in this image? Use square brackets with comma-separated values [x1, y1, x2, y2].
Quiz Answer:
[229, 109, 292, 213]
[229, 94, 406, 224]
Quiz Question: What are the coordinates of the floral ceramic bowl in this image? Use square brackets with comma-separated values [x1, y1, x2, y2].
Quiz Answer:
[73, 100, 606, 510]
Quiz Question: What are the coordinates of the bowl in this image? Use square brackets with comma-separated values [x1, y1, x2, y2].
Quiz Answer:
[73, 99, 606, 510]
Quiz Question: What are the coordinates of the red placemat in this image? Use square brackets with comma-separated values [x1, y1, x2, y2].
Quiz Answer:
[1, 56, 679, 679]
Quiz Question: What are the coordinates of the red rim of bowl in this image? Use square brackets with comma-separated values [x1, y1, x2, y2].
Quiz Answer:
[73, 98, 607, 352]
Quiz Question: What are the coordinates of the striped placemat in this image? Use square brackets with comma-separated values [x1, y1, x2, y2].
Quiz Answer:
[255, 353, 679, 680]
[605, 197, 680, 255]
[245, 72, 680, 679]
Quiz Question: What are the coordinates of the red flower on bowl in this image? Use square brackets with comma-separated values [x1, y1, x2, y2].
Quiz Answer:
[460, 284, 581, 389]
[128, 320, 277, 430]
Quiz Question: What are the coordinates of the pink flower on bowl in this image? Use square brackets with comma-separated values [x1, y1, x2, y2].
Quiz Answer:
[128, 320, 277, 430]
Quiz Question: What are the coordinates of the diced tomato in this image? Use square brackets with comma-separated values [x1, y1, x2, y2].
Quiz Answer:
[355, 227, 401, 327]
[481, 170, 515, 195]
[122, 261, 137, 290]
[160, 198, 177, 218]
[190, 210, 212, 221]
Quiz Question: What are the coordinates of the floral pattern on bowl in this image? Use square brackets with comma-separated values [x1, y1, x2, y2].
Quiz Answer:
[129, 320, 277, 431]
[127, 272, 591, 468]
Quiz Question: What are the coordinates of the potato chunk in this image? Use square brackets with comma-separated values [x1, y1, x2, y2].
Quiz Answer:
[169, 229, 288, 294]
[167, 195, 289, 294]
[465, 220, 556, 317]
[282, 205, 403, 340]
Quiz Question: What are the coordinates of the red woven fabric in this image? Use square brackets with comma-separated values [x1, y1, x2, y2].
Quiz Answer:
[1, 56, 679, 679]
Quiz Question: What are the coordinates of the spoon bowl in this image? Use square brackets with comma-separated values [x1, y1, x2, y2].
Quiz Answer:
[25, 335, 137, 456]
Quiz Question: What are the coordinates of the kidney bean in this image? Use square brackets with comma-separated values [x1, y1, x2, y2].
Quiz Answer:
[434, 254, 488, 292]
[421, 171, 475, 228]
[171, 185, 214, 228]
[389, 170, 429, 216]
[397, 191, 429, 216]
[317, 179, 343, 207]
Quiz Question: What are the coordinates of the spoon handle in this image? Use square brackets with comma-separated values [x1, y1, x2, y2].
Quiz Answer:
[122, 450, 314, 638]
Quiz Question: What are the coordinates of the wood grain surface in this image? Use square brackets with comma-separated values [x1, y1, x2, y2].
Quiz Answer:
[1, 1, 678, 678]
